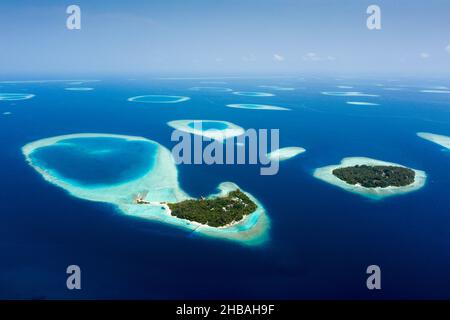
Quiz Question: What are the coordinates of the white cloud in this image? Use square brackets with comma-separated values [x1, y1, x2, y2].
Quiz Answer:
[303, 52, 320, 61]
[420, 52, 430, 59]
[273, 54, 285, 62]
[302, 52, 335, 62]
[446, 45, 450, 54]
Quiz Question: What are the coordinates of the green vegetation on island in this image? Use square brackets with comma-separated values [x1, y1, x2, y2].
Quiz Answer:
[168, 190, 257, 227]
[332, 165, 415, 188]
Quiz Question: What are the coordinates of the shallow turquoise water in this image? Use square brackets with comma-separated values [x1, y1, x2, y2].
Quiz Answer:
[29, 137, 157, 188]
[128, 94, 189, 103]
[2, 77, 450, 299]
[0, 93, 34, 101]
[232, 91, 274, 97]
[187, 120, 228, 130]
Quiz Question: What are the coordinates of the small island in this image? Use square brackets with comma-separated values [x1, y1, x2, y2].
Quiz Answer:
[332, 165, 415, 188]
[267, 146, 306, 161]
[23, 134, 270, 245]
[417, 132, 450, 150]
[313, 157, 427, 199]
[168, 189, 257, 227]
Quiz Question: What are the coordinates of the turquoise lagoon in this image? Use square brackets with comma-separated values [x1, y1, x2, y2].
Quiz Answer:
[226, 103, 290, 111]
[3, 76, 450, 299]
[27, 136, 157, 188]
[22, 133, 269, 245]
[0, 93, 35, 101]
[128, 95, 191, 104]
[167, 120, 245, 141]
[187, 120, 228, 131]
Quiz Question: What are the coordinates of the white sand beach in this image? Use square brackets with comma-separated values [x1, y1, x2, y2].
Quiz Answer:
[313, 157, 427, 199]
[417, 132, 450, 149]
[23, 133, 269, 245]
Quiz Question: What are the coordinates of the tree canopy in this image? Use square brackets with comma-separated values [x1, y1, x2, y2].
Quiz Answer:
[168, 189, 257, 227]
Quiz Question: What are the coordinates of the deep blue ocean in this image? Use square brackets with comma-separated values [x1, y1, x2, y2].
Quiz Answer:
[1, 76, 449, 299]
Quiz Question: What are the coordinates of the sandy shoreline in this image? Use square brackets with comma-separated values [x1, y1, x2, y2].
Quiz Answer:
[226, 103, 290, 111]
[267, 147, 306, 161]
[23, 133, 270, 245]
[128, 95, 190, 103]
[417, 132, 450, 149]
[313, 157, 427, 199]
[167, 119, 245, 141]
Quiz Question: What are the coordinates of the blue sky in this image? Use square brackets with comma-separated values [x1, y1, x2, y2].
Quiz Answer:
[1, 0, 449, 75]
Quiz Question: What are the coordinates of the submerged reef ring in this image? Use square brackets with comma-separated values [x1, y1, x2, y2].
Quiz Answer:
[267, 147, 306, 161]
[0, 93, 35, 101]
[189, 87, 233, 92]
[22, 133, 269, 245]
[168, 120, 245, 141]
[313, 157, 426, 199]
[128, 95, 191, 104]
[430, 86, 449, 90]
[25, 135, 158, 188]
[321, 91, 379, 97]
[337, 85, 354, 89]
[417, 132, 450, 149]
[420, 90, 450, 94]
[65, 87, 94, 91]
[0, 79, 99, 84]
[199, 81, 228, 85]
[226, 104, 290, 111]
[232, 91, 275, 97]
[258, 85, 295, 91]
[346, 101, 379, 106]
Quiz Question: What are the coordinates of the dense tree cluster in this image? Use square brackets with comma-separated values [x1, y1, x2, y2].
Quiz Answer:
[168, 190, 257, 227]
[332, 165, 415, 188]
